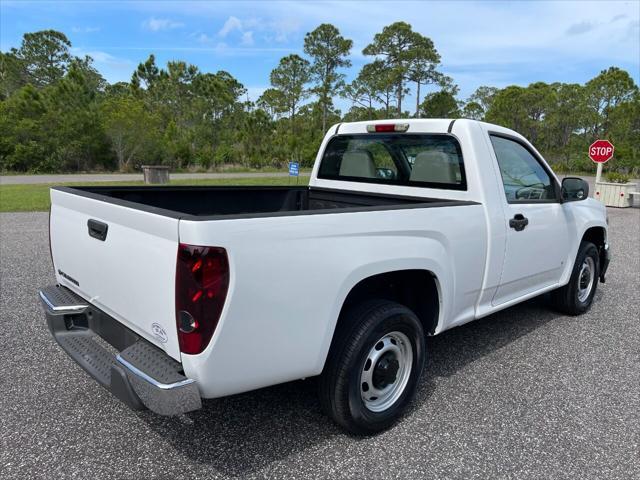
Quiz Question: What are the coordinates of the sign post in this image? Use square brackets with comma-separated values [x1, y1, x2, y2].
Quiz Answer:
[288, 161, 300, 184]
[588, 139, 614, 184]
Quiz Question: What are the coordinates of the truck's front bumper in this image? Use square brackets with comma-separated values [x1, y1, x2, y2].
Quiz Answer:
[39, 285, 201, 415]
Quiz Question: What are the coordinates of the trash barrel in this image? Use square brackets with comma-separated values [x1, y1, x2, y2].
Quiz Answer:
[142, 165, 170, 184]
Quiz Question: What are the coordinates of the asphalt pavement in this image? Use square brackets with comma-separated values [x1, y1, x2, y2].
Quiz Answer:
[0, 208, 638, 479]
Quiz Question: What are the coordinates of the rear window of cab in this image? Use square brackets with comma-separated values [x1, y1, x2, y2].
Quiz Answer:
[317, 134, 466, 191]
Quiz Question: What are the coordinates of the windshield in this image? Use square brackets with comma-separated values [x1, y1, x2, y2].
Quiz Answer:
[318, 134, 466, 190]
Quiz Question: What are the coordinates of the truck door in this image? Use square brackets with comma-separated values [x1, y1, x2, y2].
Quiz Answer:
[489, 133, 571, 306]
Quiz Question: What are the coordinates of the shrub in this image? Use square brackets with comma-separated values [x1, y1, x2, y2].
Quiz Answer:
[7, 141, 48, 172]
[213, 145, 234, 167]
[605, 172, 632, 184]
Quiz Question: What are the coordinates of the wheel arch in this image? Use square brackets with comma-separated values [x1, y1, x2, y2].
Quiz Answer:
[329, 269, 442, 354]
[581, 225, 606, 249]
[581, 225, 607, 277]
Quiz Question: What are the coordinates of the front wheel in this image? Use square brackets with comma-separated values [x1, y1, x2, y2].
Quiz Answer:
[551, 241, 600, 315]
[319, 300, 426, 435]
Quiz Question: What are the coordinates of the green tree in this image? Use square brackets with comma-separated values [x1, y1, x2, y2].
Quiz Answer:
[0, 85, 48, 171]
[0, 52, 26, 99]
[363, 22, 439, 115]
[342, 62, 382, 115]
[269, 54, 311, 121]
[344, 60, 398, 116]
[131, 54, 163, 90]
[69, 55, 107, 93]
[607, 92, 640, 173]
[520, 82, 555, 144]
[258, 88, 287, 119]
[585, 66, 638, 139]
[420, 88, 461, 118]
[3, 27, 639, 178]
[44, 63, 111, 171]
[544, 83, 586, 164]
[485, 86, 528, 132]
[407, 59, 442, 117]
[303, 23, 352, 133]
[462, 101, 484, 120]
[13, 30, 72, 87]
[466, 86, 498, 119]
[101, 96, 161, 171]
[239, 108, 277, 167]
[105, 81, 133, 97]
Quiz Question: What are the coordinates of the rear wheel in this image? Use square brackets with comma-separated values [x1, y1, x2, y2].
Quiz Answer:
[319, 299, 426, 435]
[551, 241, 600, 315]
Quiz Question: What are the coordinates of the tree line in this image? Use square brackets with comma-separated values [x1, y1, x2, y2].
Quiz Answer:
[1, 25, 638, 174]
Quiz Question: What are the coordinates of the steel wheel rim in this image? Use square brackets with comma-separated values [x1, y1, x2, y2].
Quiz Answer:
[577, 256, 595, 303]
[360, 331, 413, 413]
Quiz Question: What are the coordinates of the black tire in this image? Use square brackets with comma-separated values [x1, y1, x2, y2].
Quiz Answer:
[551, 241, 600, 315]
[319, 299, 426, 435]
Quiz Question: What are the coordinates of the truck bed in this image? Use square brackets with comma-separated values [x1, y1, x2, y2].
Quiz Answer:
[53, 185, 472, 220]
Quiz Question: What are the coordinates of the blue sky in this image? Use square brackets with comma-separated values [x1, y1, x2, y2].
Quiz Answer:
[1, 0, 639, 111]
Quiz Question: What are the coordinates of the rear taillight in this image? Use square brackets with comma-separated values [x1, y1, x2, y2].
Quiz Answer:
[175, 243, 229, 355]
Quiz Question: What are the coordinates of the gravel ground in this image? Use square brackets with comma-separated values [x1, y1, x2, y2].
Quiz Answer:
[0, 208, 638, 480]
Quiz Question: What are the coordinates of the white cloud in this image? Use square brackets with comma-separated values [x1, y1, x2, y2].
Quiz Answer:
[566, 21, 596, 35]
[70, 48, 133, 84]
[217, 15, 257, 47]
[241, 31, 254, 46]
[71, 48, 131, 67]
[269, 17, 301, 43]
[218, 16, 243, 37]
[142, 17, 185, 32]
[71, 26, 100, 34]
[195, 32, 214, 43]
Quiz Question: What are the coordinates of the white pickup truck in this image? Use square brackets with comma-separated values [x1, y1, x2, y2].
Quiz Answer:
[40, 119, 609, 434]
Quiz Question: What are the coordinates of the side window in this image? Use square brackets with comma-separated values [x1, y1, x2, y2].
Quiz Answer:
[490, 135, 556, 202]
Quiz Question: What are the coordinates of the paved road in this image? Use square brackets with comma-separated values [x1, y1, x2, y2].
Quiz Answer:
[1, 209, 639, 479]
[0, 171, 303, 185]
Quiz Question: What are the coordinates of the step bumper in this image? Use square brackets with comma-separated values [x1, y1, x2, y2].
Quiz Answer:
[39, 285, 201, 416]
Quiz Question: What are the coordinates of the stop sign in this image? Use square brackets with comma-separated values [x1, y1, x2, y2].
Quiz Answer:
[589, 140, 614, 163]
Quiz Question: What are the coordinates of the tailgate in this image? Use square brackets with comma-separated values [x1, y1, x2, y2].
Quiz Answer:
[49, 188, 181, 360]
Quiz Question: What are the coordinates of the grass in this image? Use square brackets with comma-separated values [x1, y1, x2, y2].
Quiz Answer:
[0, 166, 313, 175]
[0, 175, 310, 213]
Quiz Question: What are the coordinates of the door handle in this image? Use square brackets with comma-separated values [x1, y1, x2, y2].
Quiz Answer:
[87, 219, 108, 241]
[509, 214, 529, 232]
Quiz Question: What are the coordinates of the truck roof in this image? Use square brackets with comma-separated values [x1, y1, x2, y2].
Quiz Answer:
[332, 118, 526, 142]
[334, 118, 455, 135]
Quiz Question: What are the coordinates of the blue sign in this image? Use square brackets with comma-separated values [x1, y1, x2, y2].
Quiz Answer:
[288, 162, 299, 177]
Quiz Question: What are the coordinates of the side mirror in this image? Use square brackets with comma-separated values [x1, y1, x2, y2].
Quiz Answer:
[375, 168, 395, 179]
[561, 177, 589, 202]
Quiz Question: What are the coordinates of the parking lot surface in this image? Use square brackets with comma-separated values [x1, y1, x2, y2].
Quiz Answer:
[1, 208, 638, 480]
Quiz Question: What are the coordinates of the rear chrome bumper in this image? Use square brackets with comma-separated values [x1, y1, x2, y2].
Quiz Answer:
[39, 285, 201, 416]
